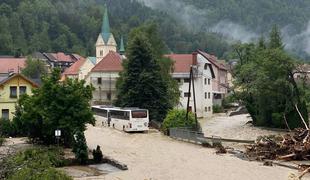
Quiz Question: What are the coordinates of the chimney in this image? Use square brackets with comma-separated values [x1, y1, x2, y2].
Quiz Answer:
[192, 52, 198, 65]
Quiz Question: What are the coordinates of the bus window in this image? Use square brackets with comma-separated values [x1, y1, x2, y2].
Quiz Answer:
[132, 110, 147, 118]
[110, 110, 130, 120]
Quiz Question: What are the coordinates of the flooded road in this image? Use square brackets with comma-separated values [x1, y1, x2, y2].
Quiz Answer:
[83, 122, 300, 180]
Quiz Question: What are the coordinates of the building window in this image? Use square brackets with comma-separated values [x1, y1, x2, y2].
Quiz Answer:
[19, 86, 27, 95]
[10, 86, 17, 98]
[107, 92, 111, 100]
[184, 78, 190, 83]
[100, 50, 103, 56]
[2, 109, 9, 120]
[208, 92, 211, 99]
[97, 77, 102, 84]
[204, 64, 208, 70]
[205, 107, 208, 112]
[214, 94, 222, 99]
[176, 78, 181, 83]
[204, 78, 207, 85]
[205, 92, 207, 99]
[208, 79, 211, 85]
[208, 107, 211, 111]
[184, 92, 191, 97]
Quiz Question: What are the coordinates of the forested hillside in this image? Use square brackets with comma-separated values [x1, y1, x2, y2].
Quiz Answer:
[0, 0, 309, 59]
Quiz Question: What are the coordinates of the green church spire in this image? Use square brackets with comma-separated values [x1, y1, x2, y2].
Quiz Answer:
[101, 4, 111, 44]
[119, 36, 125, 54]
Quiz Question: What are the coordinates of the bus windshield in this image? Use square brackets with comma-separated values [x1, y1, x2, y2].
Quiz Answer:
[132, 110, 147, 118]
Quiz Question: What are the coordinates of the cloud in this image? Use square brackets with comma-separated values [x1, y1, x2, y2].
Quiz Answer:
[210, 20, 259, 43]
[137, 0, 207, 31]
[282, 22, 310, 56]
[136, 0, 310, 57]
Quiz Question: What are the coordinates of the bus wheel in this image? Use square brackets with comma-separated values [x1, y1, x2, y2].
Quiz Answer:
[123, 126, 125, 131]
[113, 124, 115, 128]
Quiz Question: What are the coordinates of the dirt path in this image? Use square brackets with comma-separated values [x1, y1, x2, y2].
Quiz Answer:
[84, 124, 304, 180]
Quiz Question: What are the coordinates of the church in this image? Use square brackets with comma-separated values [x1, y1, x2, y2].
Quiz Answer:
[63, 6, 125, 105]
[86, 6, 125, 105]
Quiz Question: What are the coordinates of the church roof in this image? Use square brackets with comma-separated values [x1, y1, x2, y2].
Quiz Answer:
[87, 57, 97, 65]
[91, 51, 123, 72]
[101, 5, 112, 44]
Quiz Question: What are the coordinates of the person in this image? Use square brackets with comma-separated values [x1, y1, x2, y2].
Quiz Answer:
[108, 112, 111, 127]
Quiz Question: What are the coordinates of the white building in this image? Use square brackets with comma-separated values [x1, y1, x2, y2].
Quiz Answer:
[84, 6, 124, 105]
[166, 52, 215, 118]
[87, 51, 123, 105]
[197, 50, 229, 105]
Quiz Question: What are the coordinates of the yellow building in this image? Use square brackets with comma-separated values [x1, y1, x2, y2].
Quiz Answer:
[0, 74, 38, 120]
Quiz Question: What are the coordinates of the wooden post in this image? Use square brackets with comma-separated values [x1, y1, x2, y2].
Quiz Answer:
[186, 67, 193, 121]
[191, 66, 198, 130]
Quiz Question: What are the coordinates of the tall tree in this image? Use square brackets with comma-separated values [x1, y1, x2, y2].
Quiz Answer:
[234, 27, 308, 128]
[0, 16, 13, 55]
[115, 33, 170, 121]
[269, 25, 284, 49]
[128, 23, 180, 108]
[21, 57, 48, 80]
[13, 69, 95, 146]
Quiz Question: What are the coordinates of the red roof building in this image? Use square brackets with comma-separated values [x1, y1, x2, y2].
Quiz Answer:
[63, 58, 86, 76]
[165, 54, 193, 73]
[0, 57, 26, 75]
[91, 51, 123, 72]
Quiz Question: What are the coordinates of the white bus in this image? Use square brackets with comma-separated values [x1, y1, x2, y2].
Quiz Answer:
[92, 106, 149, 132]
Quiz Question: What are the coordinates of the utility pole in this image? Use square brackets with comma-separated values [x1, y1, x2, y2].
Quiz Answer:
[186, 66, 192, 121]
[186, 66, 198, 131]
[191, 66, 198, 130]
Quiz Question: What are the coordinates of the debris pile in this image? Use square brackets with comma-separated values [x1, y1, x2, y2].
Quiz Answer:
[246, 128, 310, 161]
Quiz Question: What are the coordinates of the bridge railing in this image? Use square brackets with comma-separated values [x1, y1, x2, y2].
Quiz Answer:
[169, 127, 204, 144]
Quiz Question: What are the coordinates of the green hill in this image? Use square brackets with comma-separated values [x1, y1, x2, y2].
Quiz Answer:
[0, 0, 309, 59]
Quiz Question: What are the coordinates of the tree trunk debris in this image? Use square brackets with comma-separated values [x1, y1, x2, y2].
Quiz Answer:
[246, 128, 310, 179]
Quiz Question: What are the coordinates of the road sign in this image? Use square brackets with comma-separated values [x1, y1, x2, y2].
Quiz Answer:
[55, 129, 61, 137]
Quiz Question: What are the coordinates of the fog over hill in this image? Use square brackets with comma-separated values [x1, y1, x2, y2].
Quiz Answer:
[137, 0, 310, 59]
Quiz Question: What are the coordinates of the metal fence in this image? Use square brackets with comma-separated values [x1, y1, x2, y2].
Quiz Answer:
[169, 127, 204, 144]
[169, 127, 255, 145]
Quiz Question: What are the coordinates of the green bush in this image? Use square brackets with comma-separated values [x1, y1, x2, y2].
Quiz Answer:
[9, 167, 71, 180]
[161, 109, 197, 134]
[72, 131, 88, 164]
[212, 105, 224, 113]
[0, 118, 14, 137]
[92, 145, 103, 163]
[2, 147, 70, 180]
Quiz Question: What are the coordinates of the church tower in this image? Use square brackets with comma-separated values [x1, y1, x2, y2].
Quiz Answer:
[95, 5, 117, 64]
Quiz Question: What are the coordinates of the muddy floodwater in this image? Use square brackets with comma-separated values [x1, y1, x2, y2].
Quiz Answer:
[59, 163, 121, 178]
[82, 114, 309, 180]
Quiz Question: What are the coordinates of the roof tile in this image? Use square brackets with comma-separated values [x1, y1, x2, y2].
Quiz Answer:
[91, 51, 123, 72]
[165, 54, 193, 73]
[63, 58, 86, 75]
[0, 57, 26, 74]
